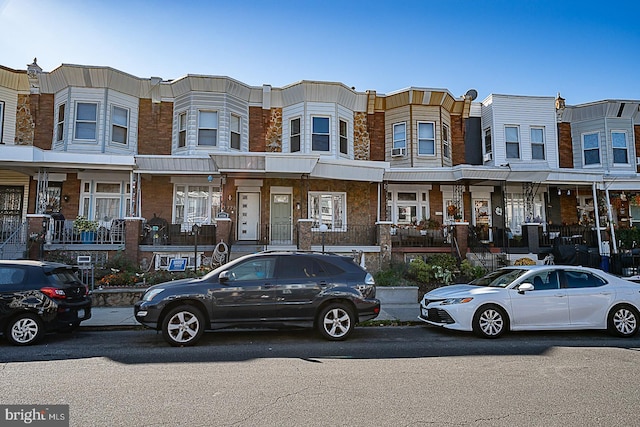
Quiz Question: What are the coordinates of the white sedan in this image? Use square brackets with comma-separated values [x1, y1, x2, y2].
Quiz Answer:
[419, 265, 640, 338]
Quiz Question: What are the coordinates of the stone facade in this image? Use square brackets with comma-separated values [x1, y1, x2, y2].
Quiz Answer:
[15, 94, 35, 145]
[265, 107, 282, 152]
[353, 112, 370, 160]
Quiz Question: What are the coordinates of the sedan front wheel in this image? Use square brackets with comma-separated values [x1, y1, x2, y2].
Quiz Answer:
[472, 304, 507, 338]
[608, 304, 639, 337]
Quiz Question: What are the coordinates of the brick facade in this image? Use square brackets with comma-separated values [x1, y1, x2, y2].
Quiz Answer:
[137, 99, 173, 155]
[557, 122, 574, 168]
[367, 112, 385, 161]
[139, 176, 175, 221]
[451, 114, 465, 166]
[249, 106, 267, 152]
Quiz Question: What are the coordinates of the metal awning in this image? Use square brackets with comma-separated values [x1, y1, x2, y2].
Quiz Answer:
[135, 156, 218, 174]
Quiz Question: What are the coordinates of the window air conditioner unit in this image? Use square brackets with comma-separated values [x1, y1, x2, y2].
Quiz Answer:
[636, 156, 640, 165]
[483, 152, 492, 162]
[391, 147, 406, 157]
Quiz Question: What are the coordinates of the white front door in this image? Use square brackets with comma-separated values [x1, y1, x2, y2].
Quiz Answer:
[237, 192, 260, 241]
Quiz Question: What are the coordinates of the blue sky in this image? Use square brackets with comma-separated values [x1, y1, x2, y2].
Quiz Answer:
[1, 0, 639, 105]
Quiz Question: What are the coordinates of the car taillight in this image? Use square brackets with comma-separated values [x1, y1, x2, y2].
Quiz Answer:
[41, 287, 67, 299]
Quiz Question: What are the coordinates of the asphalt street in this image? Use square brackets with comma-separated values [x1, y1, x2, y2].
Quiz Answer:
[2, 327, 640, 426]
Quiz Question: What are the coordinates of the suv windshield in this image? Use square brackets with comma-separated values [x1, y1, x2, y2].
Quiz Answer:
[470, 269, 526, 288]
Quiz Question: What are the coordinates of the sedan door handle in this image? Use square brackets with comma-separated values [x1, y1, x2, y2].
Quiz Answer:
[263, 283, 274, 289]
[553, 294, 566, 297]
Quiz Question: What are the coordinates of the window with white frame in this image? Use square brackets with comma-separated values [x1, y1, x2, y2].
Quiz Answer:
[531, 127, 545, 160]
[312, 117, 330, 151]
[230, 114, 241, 150]
[80, 181, 130, 223]
[75, 102, 98, 140]
[393, 122, 406, 150]
[309, 192, 345, 230]
[339, 119, 348, 155]
[56, 103, 65, 142]
[442, 124, 450, 159]
[582, 132, 600, 165]
[198, 111, 218, 146]
[290, 117, 301, 152]
[174, 185, 221, 228]
[612, 131, 628, 164]
[178, 112, 187, 147]
[483, 127, 492, 161]
[504, 192, 544, 234]
[111, 106, 129, 144]
[418, 122, 435, 155]
[396, 192, 418, 224]
[505, 126, 520, 159]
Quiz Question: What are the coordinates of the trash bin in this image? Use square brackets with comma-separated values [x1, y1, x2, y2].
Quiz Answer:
[600, 255, 610, 273]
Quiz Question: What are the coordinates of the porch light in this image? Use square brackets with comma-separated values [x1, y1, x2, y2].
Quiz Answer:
[319, 223, 328, 253]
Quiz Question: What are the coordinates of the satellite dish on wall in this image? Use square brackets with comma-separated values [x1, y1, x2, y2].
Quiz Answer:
[464, 89, 478, 101]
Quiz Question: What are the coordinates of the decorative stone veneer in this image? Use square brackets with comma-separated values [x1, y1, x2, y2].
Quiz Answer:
[15, 94, 35, 145]
[265, 107, 282, 152]
[353, 112, 370, 160]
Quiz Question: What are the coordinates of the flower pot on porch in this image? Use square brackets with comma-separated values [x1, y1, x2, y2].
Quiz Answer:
[80, 231, 96, 243]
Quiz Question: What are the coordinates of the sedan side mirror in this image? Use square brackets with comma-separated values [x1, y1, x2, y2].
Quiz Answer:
[518, 283, 534, 294]
[219, 270, 232, 282]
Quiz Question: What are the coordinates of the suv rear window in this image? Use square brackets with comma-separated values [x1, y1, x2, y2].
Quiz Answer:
[277, 256, 329, 279]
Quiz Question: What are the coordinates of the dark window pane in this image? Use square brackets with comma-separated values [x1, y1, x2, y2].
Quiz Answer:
[613, 148, 628, 164]
[312, 134, 329, 151]
[198, 129, 217, 146]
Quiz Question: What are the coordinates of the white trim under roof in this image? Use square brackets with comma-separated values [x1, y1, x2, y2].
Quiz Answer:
[0, 145, 135, 170]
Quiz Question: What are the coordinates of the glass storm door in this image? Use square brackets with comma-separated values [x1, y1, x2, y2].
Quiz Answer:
[271, 194, 292, 244]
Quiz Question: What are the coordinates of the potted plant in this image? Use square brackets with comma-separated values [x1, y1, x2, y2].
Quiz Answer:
[73, 215, 98, 243]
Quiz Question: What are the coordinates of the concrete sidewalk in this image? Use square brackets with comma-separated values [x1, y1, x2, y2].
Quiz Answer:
[82, 303, 420, 328]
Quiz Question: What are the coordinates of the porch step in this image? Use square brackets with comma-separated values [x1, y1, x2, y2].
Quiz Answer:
[228, 242, 267, 260]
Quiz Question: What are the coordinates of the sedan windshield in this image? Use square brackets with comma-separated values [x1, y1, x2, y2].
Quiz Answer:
[470, 269, 527, 288]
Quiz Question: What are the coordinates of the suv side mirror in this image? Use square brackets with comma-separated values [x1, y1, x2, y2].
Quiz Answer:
[219, 270, 232, 282]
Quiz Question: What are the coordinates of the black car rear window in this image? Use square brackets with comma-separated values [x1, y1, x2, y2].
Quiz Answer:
[48, 269, 83, 287]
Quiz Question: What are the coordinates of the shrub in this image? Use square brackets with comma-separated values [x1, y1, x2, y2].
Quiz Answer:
[374, 263, 411, 286]
[514, 257, 536, 266]
[460, 259, 486, 280]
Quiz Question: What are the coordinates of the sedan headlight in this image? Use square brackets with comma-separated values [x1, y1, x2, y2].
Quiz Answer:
[440, 297, 473, 305]
[142, 288, 164, 302]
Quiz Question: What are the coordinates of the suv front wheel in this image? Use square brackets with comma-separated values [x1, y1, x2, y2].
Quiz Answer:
[317, 303, 354, 341]
[161, 305, 205, 346]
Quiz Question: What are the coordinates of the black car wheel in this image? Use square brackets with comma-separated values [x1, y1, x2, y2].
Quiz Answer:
[5, 313, 44, 346]
[472, 304, 507, 338]
[608, 304, 639, 337]
[317, 303, 354, 341]
[161, 305, 205, 346]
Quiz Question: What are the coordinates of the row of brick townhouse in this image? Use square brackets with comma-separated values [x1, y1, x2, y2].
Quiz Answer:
[1, 59, 639, 274]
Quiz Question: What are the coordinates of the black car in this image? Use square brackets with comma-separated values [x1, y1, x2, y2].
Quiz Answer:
[0, 260, 92, 346]
[135, 251, 380, 346]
